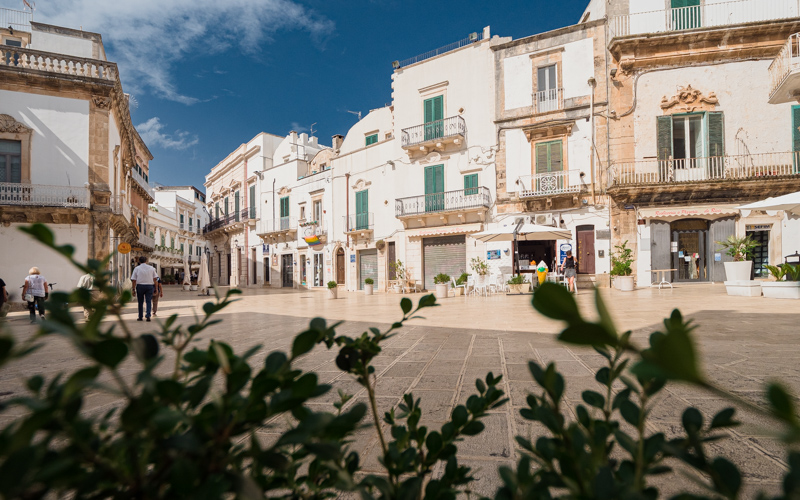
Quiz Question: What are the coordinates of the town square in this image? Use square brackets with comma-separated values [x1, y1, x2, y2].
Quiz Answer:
[1, 0, 800, 497]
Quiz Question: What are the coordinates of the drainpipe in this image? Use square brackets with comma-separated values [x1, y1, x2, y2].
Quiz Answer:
[588, 77, 597, 206]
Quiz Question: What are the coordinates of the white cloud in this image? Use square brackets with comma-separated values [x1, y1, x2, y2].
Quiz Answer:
[290, 122, 309, 133]
[137, 117, 199, 150]
[38, 0, 334, 104]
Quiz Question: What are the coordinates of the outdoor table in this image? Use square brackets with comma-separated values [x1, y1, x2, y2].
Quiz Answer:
[651, 269, 676, 289]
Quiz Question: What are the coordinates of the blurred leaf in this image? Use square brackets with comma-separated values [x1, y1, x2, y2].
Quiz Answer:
[582, 390, 605, 410]
[132, 334, 159, 361]
[559, 322, 617, 347]
[768, 383, 797, 424]
[91, 338, 128, 368]
[292, 329, 319, 359]
[532, 283, 582, 323]
[400, 298, 412, 315]
[710, 408, 739, 429]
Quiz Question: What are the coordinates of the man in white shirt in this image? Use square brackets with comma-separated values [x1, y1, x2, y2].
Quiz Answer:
[131, 257, 158, 322]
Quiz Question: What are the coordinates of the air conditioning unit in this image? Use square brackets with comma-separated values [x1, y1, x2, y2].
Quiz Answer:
[534, 213, 554, 226]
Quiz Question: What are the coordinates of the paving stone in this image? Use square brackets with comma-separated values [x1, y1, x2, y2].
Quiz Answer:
[380, 362, 428, 378]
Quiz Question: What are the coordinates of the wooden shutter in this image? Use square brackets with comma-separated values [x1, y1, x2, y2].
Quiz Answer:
[215, 203, 219, 219]
[706, 112, 724, 157]
[424, 98, 433, 124]
[551, 140, 563, 171]
[464, 174, 478, 195]
[792, 106, 800, 152]
[280, 197, 289, 218]
[536, 143, 549, 174]
[356, 190, 368, 214]
[224, 197, 229, 217]
[425, 165, 434, 194]
[249, 185, 256, 217]
[657, 116, 673, 161]
[234, 191, 240, 213]
[432, 95, 443, 122]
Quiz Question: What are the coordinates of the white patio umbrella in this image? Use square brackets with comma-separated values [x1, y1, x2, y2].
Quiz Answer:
[182, 259, 191, 288]
[198, 252, 211, 296]
[738, 191, 800, 216]
[473, 223, 572, 242]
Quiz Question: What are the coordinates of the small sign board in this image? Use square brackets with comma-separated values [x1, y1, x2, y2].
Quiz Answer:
[117, 242, 131, 254]
[559, 243, 572, 265]
[486, 250, 501, 260]
[715, 252, 722, 262]
[595, 229, 611, 240]
[746, 224, 771, 231]
[350, 254, 356, 263]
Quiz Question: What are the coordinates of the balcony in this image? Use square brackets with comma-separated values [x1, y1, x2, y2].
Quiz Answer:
[534, 88, 563, 114]
[608, 152, 800, 204]
[0, 45, 117, 82]
[137, 233, 155, 250]
[0, 182, 89, 208]
[401, 116, 466, 151]
[0, 7, 31, 32]
[770, 33, 800, 104]
[256, 217, 298, 240]
[344, 213, 375, 237]
[202, 208, 251, 235]
[395, 187, 491, 228]
[518, 170, 584, 199]
[609, 0, 800, 39]
[130, 169, 154, 201]
[299, 221, 327, 246]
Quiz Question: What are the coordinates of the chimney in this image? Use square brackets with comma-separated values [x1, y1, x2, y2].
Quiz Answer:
[289, 130, 298, 143]
[332, 134, 344, 152]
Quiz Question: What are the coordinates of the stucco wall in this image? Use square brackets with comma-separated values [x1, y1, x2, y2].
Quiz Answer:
[0, 90, 89, 186]
[31, 31, 94, 59]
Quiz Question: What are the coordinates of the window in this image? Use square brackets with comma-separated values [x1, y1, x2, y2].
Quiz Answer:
[313, 200, 322, 223]
[249, 184, 256, 218]
[355, 190, 369, 230]
[536, 64, 559, 112]
[3, 39, 21, 65]
[464, 174, 478, 195]
[171, 237, 175, 249]
[535, 140, 563, 173]
[299, 205, 306, 220]
[189, 216, 193, 229]
[0, 139, 21, 183]
[189, 244, 193, 256]
[671, 0, 701, 30]
[180, 243, 184, 253]
[215, 202, 220, 220]
[180, 214, 184, 227]
[424, 95, 444, 140]
[365, 134, 378, 146]
[224, 196, 229, 218]
[656, 112, 724, 166]
[197, 217, 200, 229]
[424, 164, 444, 212]
[279, 196, 290, 230]
[234, 191, 240, 221]
[161, 235, 165, 246]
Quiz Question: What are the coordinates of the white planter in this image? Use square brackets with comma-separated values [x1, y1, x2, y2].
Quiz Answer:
[508, 283, 531, 294]
[435, 283, 449, 299]
[724, 261, 752, 282]
[183, 284, 191, 291]
[453, 287, 464, 296]
[393, 284, 403, 294]
[190, 285, 198, 291]
[328, 287, 338, 299]
[761, 281, 800, 299]
[615, 275, 635, 292]
[724, 280, 762, 297]
[364, 284, 374, 295]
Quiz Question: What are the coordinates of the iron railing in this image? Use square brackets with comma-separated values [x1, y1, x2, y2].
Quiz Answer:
[344, 212, 375, 232]
[256, 217, 299, 235]
[401, 115, 466, 148]
[396, 31, 484, 68]
[0, 45, 117, 81]
[0, 8, 31, 32]
[201, 209, 247, 234]
[770, 33, 800, 101]
[518, 170, 583, 198]
[109, 194, 126, 214]
[395, 186, 491, 217]
[609, 0, 800, 39]
[0, 182, 90, 208]
[609, 152, 800, 186]
[130, 168, 154, 199]
[534, 88, 563, 114]
[138, 234, 155, 249]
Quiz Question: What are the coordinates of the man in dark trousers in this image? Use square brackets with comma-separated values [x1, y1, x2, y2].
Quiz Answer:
[131, 256, 158, 321]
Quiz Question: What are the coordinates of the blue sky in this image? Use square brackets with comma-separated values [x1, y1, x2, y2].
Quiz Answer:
[38, 0, 587, 189]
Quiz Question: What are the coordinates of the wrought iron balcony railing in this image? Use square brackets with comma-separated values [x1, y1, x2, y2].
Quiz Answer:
[395, 30, 484, 69]
[609, 152, 800, 187]
[130, 168, 154, 199]
[518, 170, 583, 198]
[344, 212, 375, 232]
[609, 0, 800, 39]
[401, 115, 466, 148]
[0, 182, 90, 208]
[395, 186, 491, 218]
[257, 217, 299, 235]
[534, 88, 563, 114]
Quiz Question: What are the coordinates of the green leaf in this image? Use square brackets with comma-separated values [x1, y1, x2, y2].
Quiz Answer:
[532, 282, 582, 323]
[619, 400, 640, 427]
[133, 334, 159, 361]
[559, 322, 617, 347]
[632, 310, 703, 384]
[582, 390, 606, 409]
[711, 457, 741, 496]
[426, 431, 443, 453]
[768, 383, 796, 424]
[292, 329, 319, 359]
[91, 338, 128, 368]
[710, 408, 739, 429]
[461, 420, 484, 436]
[682, 407, 703, 434]
[451, 406, 468, 427]
[26, 375, 44, 393]
[400, 297, 412, 314]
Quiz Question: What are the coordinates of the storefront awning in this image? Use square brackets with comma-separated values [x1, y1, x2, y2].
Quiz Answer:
[638, 204, 740, 221]
[406, 223, 483, 239]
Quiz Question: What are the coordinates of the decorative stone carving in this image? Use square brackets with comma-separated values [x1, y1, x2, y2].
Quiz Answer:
[660, 85, 719, 114]
[470, 147, 496, 166]
[420, 151, 442, 164]
[278, 186, 291, 196]
[351, 179, 372, 191]
[92, 96, 112, 109]
[0, 114, 31, 134]
[618, 57, 635, 75]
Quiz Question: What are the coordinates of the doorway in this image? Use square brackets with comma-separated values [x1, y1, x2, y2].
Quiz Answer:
[359, 249, 378, 290]
[336, 248, 345, 285]
[281, 254, 293, 288]
[299, 254, 307, 287]
[576, 225, 596, 274]
[313, 253, 324, 287]
[252, 248, 257, 285]
[387, 242, 396, 280]
[227, 253, 232, 285]
[746, 228, 770, 278]
[671, 219, 708, 282]
[263, 257, 270, 285]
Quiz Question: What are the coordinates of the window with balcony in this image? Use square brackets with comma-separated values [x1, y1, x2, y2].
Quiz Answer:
[0, 139, 21, 183]
[536, 64, 559, 113]
[424, 95, 444, 141]
[424, 164, 444, 212]
[365, 133, 378, 146]
[536, 140, 563, 173]
[180, 243, 184, 254]
[355, 190, 369, 230]
[671, 0, 701, 30]
[657, 112, 724, 169]
[313, 199, 322, 224]
[189, 244, 193, 256]
[180, 214, 184, 228]
[234, 191, 240, 221]
[249, 184, 256, 218]
[215, 202, 220, 220]
[161, 235, 165, 246]
[171, 237, 175, 249]
[464, 174, 478, 196]
[224, 196, 229, 218]
[280, 196, 290, 230]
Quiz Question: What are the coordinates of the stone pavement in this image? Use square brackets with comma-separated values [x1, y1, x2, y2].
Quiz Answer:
[2, 283, 799, 497]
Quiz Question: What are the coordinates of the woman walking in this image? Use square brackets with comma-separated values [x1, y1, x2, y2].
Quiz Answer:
[22, 267, 48, 323]
[560, 251, 577, 293]
[152, 277, 163, 317]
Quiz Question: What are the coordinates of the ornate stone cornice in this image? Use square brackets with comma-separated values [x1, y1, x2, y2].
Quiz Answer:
[660, 85, 719, 114]
[92, 95, 112, 109]
[0, 114, 32, 134]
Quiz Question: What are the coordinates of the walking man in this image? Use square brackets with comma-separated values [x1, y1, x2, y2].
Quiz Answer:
[131, 256, 158, 322]
[77, 272, 95, 320]
[22, 267, 48, 323]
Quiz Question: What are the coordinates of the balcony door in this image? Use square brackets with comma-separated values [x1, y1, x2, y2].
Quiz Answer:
[535, 140, 565, 194]
[279, 196, 290, 229]
[424, 164, 444, 212]
[424, 95, 444, 141]
[671, 0, 701, 30]
[657, 112, 724, 181]
[355, 190, 369, 230]
[536, 64, 558, 112]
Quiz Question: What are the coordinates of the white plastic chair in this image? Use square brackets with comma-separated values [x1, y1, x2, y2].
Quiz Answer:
[474, 274, 488, 297]
[487, 274, 498, 295]
[452, 277, 466, 296]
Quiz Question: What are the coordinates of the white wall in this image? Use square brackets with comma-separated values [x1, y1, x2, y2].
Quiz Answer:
[0, 90, 89, 186]
[562, 38, 595, 100]
[505, 129, 531, 193]
[31, 31, 94, 59]
[504, 54, 533, 110]
[634, 61, 795, 160]
[340, 107, 393, 154]
[0, 223, 89, 302]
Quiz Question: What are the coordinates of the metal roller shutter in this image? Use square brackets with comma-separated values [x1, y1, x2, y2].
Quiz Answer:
[359, 250, 378, 290]
[650, 221, 671, 282]
[423, 236, 466, 291]
[709, 217, 735, 281]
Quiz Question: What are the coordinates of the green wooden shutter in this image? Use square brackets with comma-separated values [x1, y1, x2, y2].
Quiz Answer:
[424, 165, 444, 211]
[706, 112, 724, 157]
[424, 98, 434, 124]
[215, 202, 219, 220]
[551, 140, 563, 171]
[189, 244, 193, 255]
[365, 134, 378, 146]
[224, 197, 229, 218]
[356, 190, 368, 229]
[171, 237, 175, 249]
[249, 185, 256, 218]
[792, 106, 800, 152]
[657, 116, 673, 161]
[432, 95, 443, 121]
[161, 235, 165, 246]
[536, 143, 549, 174]
[464, 174, 478, 195]
[280, 196, 289, 218]
[234, 191, 240, 221]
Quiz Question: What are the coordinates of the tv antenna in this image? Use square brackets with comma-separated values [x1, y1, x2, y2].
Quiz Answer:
[346, 110, 362, 121]
[309, 122, 317, 137]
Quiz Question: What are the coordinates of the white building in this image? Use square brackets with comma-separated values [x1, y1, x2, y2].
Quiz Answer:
[149, 186, 208, 281]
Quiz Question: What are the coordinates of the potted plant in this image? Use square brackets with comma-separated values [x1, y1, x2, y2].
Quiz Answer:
[610, 240, 635, 292]
[375, 240, 386, 252]
[507, 274, 530, 294]
[717, 234, 759, 282]
[364, 277, 374, 296]
[327, 280, 338, 299]
[470, 257, 489, 288]
[762, 264, 800, 299]
[433, 273, 451, 299]
[390, 260, 405, 293]
[454, 272, 469, 296]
